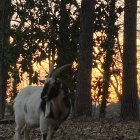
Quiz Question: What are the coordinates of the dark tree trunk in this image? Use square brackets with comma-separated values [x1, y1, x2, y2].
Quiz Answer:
[57, 1, 70, 66]
[0, 0, 10, 119]
[57, 1, 77, 93]
[121, 0, 139, 120]
[99, 0, 116, 118]
[11, 65, 19, 100]
[99, 51, 113, 118]
[0, 64, 6, 119]
[73, 0, 94, 117]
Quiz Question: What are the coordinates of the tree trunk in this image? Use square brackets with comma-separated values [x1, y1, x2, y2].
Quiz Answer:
[99, 0, 116, 118]
[99, 51, 113, 118]
[57, 1, 70, 66]
[0, 0, 10, 119]
[73, 0, 94, 117]
[121, 0, 139, 120]
[57, 1, 75, 92]
[0, 64, 6, 119]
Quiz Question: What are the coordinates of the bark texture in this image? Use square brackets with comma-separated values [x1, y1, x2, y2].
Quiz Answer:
[74, 0, 94, 117]
[121, 0, 139, 120]
[99, 0, 116, 118]
[0, 0, 10, 119]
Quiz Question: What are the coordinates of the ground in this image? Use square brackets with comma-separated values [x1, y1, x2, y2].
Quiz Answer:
[0, 118, 139, 140]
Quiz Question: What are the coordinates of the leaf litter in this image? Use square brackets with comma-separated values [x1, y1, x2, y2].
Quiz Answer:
[0, 117, 139, 140]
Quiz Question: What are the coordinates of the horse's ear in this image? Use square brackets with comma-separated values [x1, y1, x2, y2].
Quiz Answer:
[39, 80, 45, 84]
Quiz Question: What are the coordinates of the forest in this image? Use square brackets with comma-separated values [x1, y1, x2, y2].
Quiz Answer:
[0, 0, 139, 139]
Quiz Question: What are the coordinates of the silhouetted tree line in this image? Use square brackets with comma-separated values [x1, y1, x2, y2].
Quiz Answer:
[0, 0, 139, 121]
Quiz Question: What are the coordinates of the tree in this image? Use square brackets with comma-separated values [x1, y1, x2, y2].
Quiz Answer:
[0, 0, 11, 119]
[73, 0, 94, 117]
[10, 0, 79, 86]
[121, 0, 139, 120]
[99, 0, 117, 118]
[56, 0, 79, 92]
[91, 0, 123, 114]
